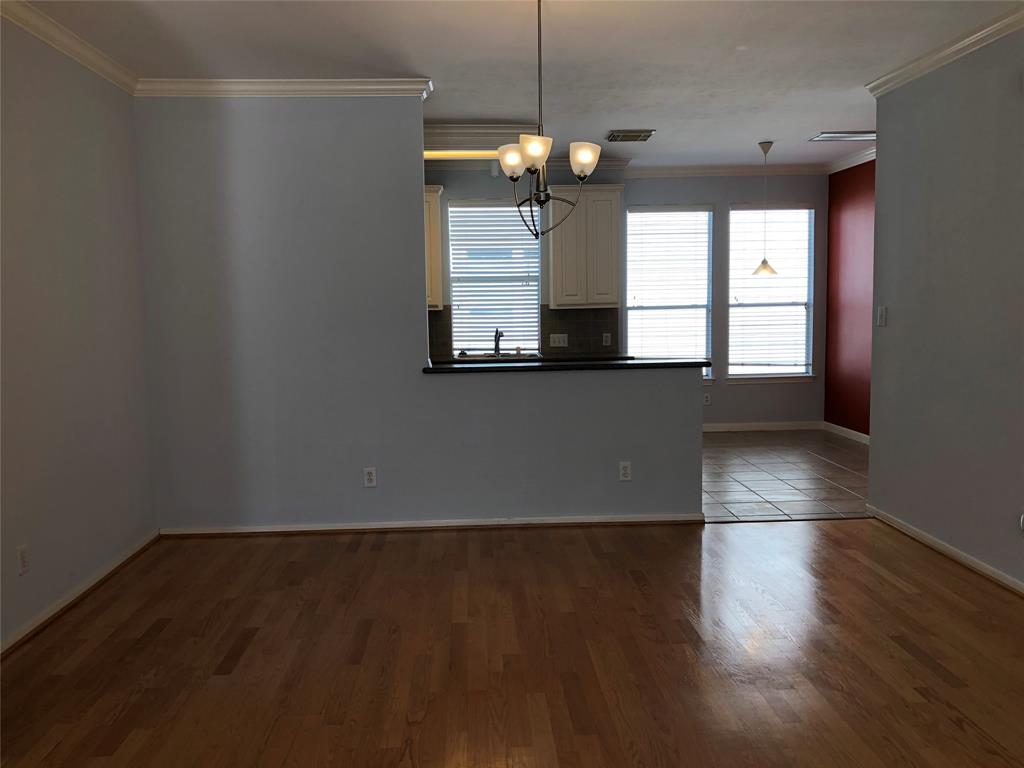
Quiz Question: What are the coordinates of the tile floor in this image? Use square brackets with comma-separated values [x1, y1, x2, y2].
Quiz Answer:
[703, 429, 870, 523]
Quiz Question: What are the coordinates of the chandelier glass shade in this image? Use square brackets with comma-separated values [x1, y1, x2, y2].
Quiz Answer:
[570, 142, 601, 179]
[497, 0, 601, 239]
[497, 144, 526, 180]
[519, 134, 553, 171]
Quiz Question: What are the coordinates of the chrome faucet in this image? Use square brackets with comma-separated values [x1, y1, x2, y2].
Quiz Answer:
[493, 328, 504, 356]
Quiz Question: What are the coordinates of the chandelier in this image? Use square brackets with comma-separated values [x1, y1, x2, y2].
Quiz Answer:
[495, 0, 601, 239]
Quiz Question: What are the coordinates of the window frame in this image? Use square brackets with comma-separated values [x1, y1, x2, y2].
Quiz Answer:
[726, 203, 815, 380]
[624, 204, 714, 371]
[447, 198, 542, 355]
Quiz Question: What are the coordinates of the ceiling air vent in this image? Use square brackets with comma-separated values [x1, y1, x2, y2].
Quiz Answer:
[606, 129, 655, 143]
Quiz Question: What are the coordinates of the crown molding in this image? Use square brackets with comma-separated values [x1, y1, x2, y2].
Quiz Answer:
[548, 156, 630, 172]
[2, 2, 434, 100]
[424, 159, 498, 172]
[866, 7, 1024, 98]
[134, 78, 433, 99]
[828, 147, 876, 174]
[425, 156, 631, 173]
[424, 122, 537, 150]
[625, 163, 827, 179]
[1, 0, 137, 93]
[423, 150, 498, 160]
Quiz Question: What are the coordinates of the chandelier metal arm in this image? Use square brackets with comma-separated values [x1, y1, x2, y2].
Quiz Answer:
[512, 180, 537, 238]
[513, 178, 540, 239]
[540, 182, 584, 236]
[526, 173, 539, 236]
[513, 179, 584, 239]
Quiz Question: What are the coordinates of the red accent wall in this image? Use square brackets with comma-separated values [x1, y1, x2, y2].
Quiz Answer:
[825, 160, 875, 435]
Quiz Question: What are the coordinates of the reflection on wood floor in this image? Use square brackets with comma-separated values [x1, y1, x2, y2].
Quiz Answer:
[3, 519, 1022, 767]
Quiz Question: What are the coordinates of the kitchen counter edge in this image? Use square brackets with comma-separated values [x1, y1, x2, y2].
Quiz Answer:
[422, 358, 710, 374]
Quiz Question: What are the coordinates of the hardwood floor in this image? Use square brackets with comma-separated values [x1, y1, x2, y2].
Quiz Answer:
[3, 520, 1022, 767]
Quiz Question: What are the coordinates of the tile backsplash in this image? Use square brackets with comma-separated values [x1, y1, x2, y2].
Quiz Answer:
[540, 306, 620, 357]
[427, 305, 453, 360]
[428, 305, 620, 360]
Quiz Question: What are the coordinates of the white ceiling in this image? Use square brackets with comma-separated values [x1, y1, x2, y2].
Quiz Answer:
[32, 0, 1019, 167]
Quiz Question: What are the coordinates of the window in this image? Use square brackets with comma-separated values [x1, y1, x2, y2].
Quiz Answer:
[729, 208, 813, 375]
[626, 208, 712, 361]
[449, 205, 541, 354]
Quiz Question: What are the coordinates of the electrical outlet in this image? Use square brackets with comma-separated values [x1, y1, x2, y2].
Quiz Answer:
[362, 467, 377, 488]
[550, 333, 568, 348]
[602, 332, 612, 347]
[618, 461, 632, 482]
[875, 305, 888, 327]
[703, 392, 712, 406]
[17, 546, 29, 576]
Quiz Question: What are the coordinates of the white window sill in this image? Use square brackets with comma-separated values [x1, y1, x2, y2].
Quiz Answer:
[726, 374, 816, 384]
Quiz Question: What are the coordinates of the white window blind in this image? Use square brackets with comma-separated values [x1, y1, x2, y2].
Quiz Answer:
[729, 209, 813, 375]
[626, 209, 712, 361]
[449, 205, 541, 354]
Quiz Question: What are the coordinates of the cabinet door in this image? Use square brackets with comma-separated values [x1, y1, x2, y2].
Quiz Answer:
[548, 195, 588, 306]
[585, 189, 621, 305]
[424, 187, 443, 310]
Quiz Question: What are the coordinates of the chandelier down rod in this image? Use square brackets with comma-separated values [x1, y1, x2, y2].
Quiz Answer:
[536, 0, 543, 133]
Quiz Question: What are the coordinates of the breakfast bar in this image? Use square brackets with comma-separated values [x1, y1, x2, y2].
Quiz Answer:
[422, 356, 708, 374]
[417, 357, 710, 524]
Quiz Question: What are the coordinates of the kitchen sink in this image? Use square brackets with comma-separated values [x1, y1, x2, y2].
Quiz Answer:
[441, 353, 636, 364]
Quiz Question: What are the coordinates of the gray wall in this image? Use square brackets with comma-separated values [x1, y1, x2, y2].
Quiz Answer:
[135, 96, 703, 532]
[426, 168, 829, 424]
[1, 22, 154, 644]
[870, 30, 1024, 584]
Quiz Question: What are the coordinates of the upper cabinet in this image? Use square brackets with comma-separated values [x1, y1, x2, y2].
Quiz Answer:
[424, 185, 443, 310]
[547, 184, 623, 308]
[547, 190, 588, 305]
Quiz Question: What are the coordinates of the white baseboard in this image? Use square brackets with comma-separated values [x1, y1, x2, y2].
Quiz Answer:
[867, 504, 1024, 597]
[2, 530, 160, 653]
[703, 421, 823, 432]
[822, 421, 870, 445]
[702, 421, 871, 445]
[160, 513, 705, 536]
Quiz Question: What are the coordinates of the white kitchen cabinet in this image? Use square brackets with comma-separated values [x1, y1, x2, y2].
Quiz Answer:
[547, 184, 622, 308]
[424, 185, 444, 310]
[547, 192, 588, 305]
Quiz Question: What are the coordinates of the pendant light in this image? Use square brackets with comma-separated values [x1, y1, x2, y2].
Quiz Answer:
[752, 140, 778, 276]
[496, 0, 602, 239]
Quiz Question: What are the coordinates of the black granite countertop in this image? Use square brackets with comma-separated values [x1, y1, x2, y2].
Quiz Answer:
[423, 356, 709, 374]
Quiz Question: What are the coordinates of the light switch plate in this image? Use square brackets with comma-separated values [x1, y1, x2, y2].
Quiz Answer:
[602, 333, 612, 346]
[550, 333, 568, 348]
[876, 305, 888, 327]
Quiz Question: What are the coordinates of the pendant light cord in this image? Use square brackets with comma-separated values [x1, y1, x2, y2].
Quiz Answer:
[763, 150, 768, 255]
[537, 0, 543, 133]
